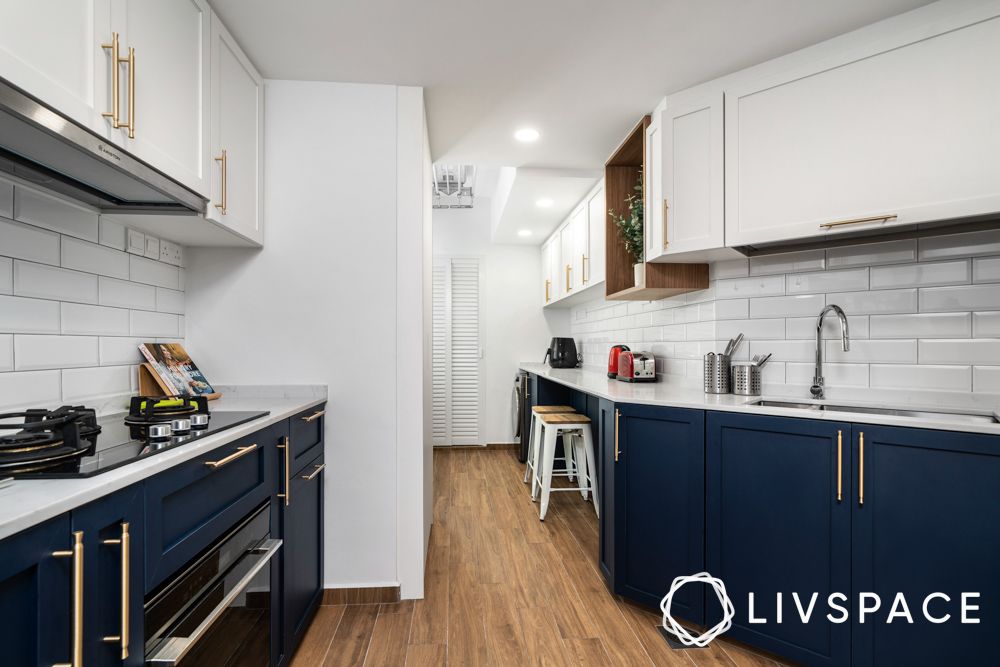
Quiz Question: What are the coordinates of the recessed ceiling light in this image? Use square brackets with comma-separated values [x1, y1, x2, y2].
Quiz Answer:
[517, 229, 533, 237]
[536, 198, 554, 208]
[514, 127, 540, 143]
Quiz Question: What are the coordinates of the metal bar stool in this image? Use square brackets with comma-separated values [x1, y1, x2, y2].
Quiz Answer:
[532, 412, 599, 521]
[524, 405, 578, 498]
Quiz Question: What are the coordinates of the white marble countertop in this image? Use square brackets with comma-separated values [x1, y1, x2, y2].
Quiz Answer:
[0, 387, 327, 541]
[520, 363, 1000, 437]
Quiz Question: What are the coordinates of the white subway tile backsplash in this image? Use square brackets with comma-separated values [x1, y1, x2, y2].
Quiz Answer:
[787, 268, 868, 295]
[919, 284, 1000, 312]
[13, 186, 98, 242]
[710, 259, 749, 280]
[0, 217, 60, 265]
[973, 257, 1000, 283]
[787, 362, 868, 387]
[14, 335, 99, 370]
[750, 294, 825, 319]
[717, 318, 785, 340]
[98, 337, 144, 366]
[826, 289, 917, 315]
[825, 339, 917, 364]
[973, 367, 1000, 394]
[130, 310, 178, 337]
[0, 370, 61, 409]
[0, 335, 11, 371]
[973, 312, 1000, 338]
[61, 303, 130, 336]
[129, 255, 180, 289]
[61, 237, 129, 279]
[870, 313, 971, 339]
[749, 339, 814, 363]
[99, 277, 156, 310]
[13, 261, 98, 303]
[98, 218, 126, 251]
[785, 316, 870, 340]
[62, 365, 131, 402]
[651, 309, 675, 326]
[715, 275, 784, 299]
[0, 179, 11, 218]
[0, 257, 10, 294]
[870, 260, 970, 290]
[0, 295, 60, 333]
[826, 239, 917, 268]
[685, 321, 716, 340]
[919, 230, 1000, 261]
[750, 250, 825, 276]
[715, 299, 748, 320]
[870, 364, 971, 392]
[919, 339, 1000, 366]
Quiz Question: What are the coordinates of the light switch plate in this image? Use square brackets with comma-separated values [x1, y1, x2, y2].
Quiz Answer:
[159, 241, 183, 267]
[127, 228, 145, 255]
[144, 235, 160, 259]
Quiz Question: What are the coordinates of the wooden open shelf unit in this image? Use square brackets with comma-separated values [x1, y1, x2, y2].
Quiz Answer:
[604, 116, 708, 301]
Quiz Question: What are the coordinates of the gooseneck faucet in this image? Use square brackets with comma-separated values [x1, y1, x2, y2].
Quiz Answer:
[811, 304, 850, 399]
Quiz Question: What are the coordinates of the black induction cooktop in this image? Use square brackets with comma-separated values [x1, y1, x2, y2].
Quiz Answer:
[7, 410, 269, 479]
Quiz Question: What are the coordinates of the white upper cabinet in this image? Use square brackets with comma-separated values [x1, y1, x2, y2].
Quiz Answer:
[541, 237, 556, 305]
[558, 221, 574, 298]
[207, 12, 264, 245]
[643, 112, 663, 260]
[651, 92, 724, 258]
[586, 184, 605, 285]
[570, 205, 588, 290]
[117, 0, 211, 196]
[725, 5, 1000, 247]
[0, 0, 116, 139]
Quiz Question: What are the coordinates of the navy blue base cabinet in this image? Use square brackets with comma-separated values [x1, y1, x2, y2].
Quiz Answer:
[615, 404, 705, 623]
[281, 454, 325, 663]
[597, 398, 616, 588]
[852, 425, 1000, 667]
[707, 412, 851, 667]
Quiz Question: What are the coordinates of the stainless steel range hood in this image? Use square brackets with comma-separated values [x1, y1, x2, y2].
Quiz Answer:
[0, 78, 206, 215]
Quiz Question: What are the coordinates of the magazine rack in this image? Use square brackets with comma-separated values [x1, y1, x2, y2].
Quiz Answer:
[138, 363, 221, 400]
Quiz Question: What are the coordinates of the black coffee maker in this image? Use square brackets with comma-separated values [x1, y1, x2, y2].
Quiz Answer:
[544, 338, 580, 368]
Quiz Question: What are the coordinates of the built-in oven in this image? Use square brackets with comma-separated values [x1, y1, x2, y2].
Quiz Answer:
[144, 503, 280, 666]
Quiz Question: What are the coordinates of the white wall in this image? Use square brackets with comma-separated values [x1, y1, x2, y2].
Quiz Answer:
[434, 203, 567, 443]
[185, 79, 428, 596]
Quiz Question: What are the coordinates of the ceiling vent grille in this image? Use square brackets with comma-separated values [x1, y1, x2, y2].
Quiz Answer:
[433, 164, 476, 208]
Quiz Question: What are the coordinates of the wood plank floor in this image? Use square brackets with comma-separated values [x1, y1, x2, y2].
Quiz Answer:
[292, 447, 793, 666]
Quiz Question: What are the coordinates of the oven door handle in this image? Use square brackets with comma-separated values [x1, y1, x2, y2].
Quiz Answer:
[146, 538, 282, 666]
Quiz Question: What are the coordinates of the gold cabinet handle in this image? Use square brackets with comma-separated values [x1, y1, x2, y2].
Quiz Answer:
[819, 214, 897, 230]
[614, 409, 621, 462]
[544, 279, 551, 303]
[102, 522, 130, 659]
[858, 432, 865, 506]
[204, 444, 257, 469]
[214, 149, 228, 214]
[582, 254, 589, 284]
[302, 410, 325, 423]
[52, 531, 84, 667]
[101, 32, 121, 127]
[565, 264, 572, 291]
[662, 197, 670, 249]
[836, 430, 843, 502]
[277, 436, 291, 506]
[125, 45, 135, 138]
[302, 463, 326, 481]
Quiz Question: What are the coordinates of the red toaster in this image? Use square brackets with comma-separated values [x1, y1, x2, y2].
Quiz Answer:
[617, 350, 656, 382]
[608, 345, 629, 378]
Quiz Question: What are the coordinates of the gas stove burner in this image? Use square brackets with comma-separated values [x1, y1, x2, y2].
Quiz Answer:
[0, 405, 101, 475]
[124, 395, 210, 427]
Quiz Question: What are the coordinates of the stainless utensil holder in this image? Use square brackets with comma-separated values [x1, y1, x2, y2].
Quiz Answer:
[704, 354, 731, 394]
[732, 362, 762, 396]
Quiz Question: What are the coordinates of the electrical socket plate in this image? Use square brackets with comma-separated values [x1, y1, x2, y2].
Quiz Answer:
[127, 228, 145, 255]
[159, 241, 183, 267]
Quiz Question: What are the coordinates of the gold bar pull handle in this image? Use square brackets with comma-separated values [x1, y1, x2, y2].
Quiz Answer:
[214, 149, 228, 214]
[276, 436, 291, 506]
[859, 431, 865, 506]
[302, 463, 326, 481]
[662, 197, 670, 249]
[614, 409, 621, 462]
[204, 444, 257, 469]
[836, 430, 843, 502]
[582, 254, 589, 284]
[819, 214, 897, 230]
[301, 410, 325, 423]
[102, 522, 130, 659]
[544, 279, 551, 303]
[52, 531, 84, 667]
[565, 264, 572, 291]
[101, 32, 121, 127]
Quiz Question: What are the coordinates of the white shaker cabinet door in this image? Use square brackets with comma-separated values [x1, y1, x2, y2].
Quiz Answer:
[725, 9, 1000, 248]
[586, 184, 605, 285]
[118, 0, 211, 196]
[207, 13, 263, 245]
[570, 205, 588, 290]
[643, 114, 663, 260]
[0, 0, 116, 139]
[660, 93, 724, 256]
[558, 222, 574, 298]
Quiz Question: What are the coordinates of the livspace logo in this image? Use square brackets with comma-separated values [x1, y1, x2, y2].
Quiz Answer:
[660, 572, 982, 647]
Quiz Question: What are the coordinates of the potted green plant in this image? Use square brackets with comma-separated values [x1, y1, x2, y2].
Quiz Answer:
[610, 173, 644, 287]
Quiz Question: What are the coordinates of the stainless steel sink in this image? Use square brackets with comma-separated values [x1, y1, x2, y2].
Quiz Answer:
[750, 399, 999, 424]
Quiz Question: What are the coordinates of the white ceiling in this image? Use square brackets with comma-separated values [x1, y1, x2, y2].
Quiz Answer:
[210, 0, 930, 170]
[491, 168, 601, 244]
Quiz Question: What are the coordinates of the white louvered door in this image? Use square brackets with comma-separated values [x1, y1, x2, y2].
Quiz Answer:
[431, 257, 484, 446]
